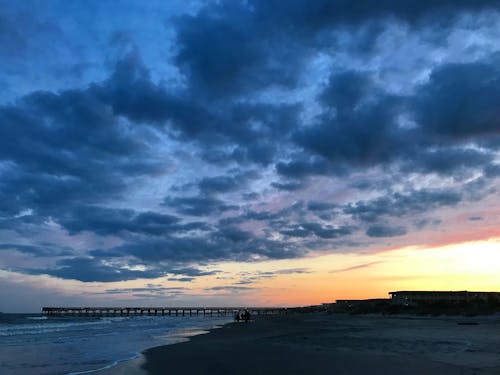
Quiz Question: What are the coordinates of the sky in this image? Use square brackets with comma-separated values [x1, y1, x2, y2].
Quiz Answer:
[1, 0, 500, 312]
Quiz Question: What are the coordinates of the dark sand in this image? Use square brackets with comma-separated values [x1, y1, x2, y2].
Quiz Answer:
[108, 313, 500, 375]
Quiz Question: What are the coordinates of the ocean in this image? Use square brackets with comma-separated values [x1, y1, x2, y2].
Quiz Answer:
[0, 313, 231, 375]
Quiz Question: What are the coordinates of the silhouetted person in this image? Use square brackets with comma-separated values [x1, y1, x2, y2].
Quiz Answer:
[235, 312, 240, 322]
[244, 309, 250, 323]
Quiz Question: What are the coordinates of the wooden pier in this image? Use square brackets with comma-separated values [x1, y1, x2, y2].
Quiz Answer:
[42, 306, 287, 317]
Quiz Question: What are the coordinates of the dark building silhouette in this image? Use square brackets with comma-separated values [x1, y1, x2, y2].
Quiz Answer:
[389, 291, 500, 306]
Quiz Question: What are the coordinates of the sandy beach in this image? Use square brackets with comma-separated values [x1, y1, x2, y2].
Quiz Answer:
[106, 313, 500, 375]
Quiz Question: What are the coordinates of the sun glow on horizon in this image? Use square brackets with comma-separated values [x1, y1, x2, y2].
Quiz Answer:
[2, 237, 499, 312]
[209, 237, 500, 306]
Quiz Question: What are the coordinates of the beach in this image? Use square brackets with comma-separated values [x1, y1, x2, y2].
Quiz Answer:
[107, 312, 500, 375]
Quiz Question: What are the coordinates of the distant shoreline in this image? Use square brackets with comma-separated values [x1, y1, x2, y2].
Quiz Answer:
[106, 312, 500, 375]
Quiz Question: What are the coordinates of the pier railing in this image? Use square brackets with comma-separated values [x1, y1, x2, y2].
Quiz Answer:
[42, 306, 287, 317]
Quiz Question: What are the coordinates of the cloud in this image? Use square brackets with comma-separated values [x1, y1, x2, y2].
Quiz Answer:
[197, 170, 258, 195]
[307, 201, 336, 212]
[0, 243, 71, 257]
[216, 226, 252, 242]
[273, 268, 311, 275]
[207, 286, 255, 291]
[281, 223, 354, 239]
[174, 3, 302, 98]
[60, 206, 184, 236]
[168, 267, 220, 277]
[252, 1, 499, 28]
[401, 147, 494, 175]
[295, 87, 405, 168]
[104, 286, 187, 295]
[366, 225, 407, 238]
[167, 277, 195, 282]
[198, 175, 243, 194]
[271, 181, 304, 191]
[25, 257, 165, 282]
[468, 216, 484, 221]
[235, 268, 311, 285]
[329, 261, 383, 273]
[345, 189, 462, 222]
[275, 157, 337, 178]
[415, 60, 500, 140]
[0, 58, 169, 224]
[21, 254, 222, 282]
[164, 195, 238, 216]
[1, 0, 500, 290]
[175, 1, 500, 101]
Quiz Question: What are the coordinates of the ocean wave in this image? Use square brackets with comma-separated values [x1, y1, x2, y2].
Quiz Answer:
[0, 319, 112, 336]
[66, 352, 140, 375]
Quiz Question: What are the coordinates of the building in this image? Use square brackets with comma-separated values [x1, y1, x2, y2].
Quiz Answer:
[333, 298, 390, 312]
[389, 291, 500, 306]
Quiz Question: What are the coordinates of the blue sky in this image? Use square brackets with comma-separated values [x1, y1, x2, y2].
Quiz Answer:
[1, 1, 500, 311]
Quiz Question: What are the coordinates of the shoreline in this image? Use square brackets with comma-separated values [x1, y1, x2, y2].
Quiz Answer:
[100, 319, 230, 375]
[106, 313, 500, 375]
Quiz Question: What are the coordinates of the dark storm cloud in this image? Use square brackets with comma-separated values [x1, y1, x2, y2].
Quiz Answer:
[174, 3, 302, 98]
[319, 71, 373, 115]
[301, 223, 354, 239]
[81, 227, 302, 279]
[414, 218, 442, 230]
[484, 164, 500, 177]
[97, 52, 298, 166]
[307, 201, 337, 212]
[169, 267, 220, 277]
[164, 195, 238, 216]
[0, 214, 46, 232]
[2, 0, 500, 287]
[61, 205, 210, 236]
[175, 1, 499, 99]
[281, 59, 500, 178]
[345, 189, 462, 222]
[23, 254, 221, 282]
[60, 206, 182, 236]
[366, 225, 407, 238]
[244, 210, 278, 221]
[216, 226, 252, 242]
[296, 93, 405, 168]
[198, 175, 242, 194]
[401, 147, 494, 175]
[281, 223, 354, 239]
[275, 157, 344, 178]
[92, 54, 228, 141]
[415, 61, 500, 140]
[0, 243, 71, 257]
[271, 181, 304, 192]
[197, 170, 257, 194]
[26, 257, 165, 282]
[0, 58, 170, 222]
[280, 227, 310, 238]
[252, 1, 500, 28]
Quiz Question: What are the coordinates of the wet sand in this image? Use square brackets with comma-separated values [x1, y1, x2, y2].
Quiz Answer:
[108, 313, 500, 375]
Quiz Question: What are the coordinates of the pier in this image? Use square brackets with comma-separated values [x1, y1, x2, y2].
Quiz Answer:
[42, 306, 287, 317]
